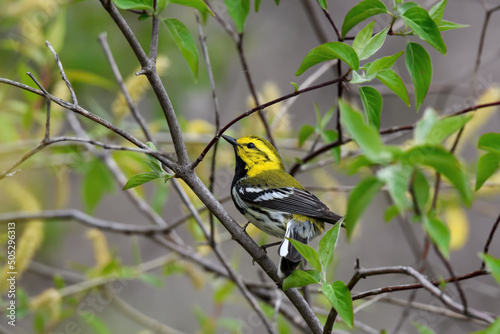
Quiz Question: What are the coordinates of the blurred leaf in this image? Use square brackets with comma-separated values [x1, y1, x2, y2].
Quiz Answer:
[429, 0, 446, 24]
[437, 20, 468, 31]
[345, 176, 384, 238]
[478, 133, 500, 155]
[170, 0, 213, 15]
[476, 153, 500, 191]
[470, 317, 500, 334]
[341, 0, 390, 38]
[321, 130, 340, 163]
[402, 146, 472, 205]
[53, 275, 65, 289]
[34, 311, 47, 333]
[296, 42, 359, 76]
[299, 124, 315, 147]
[480, 254, 500, 286]
[415, 108, 439, 144]
[414, 322, 437, 334]
[214, 281, 236, 304]
[353, 23, 390, 60]
[377, 164, 412, 213]
[405, 42, 432, 111]
[291, 82, 299, 91]
[445, 205, 469, 251]
[123, 172, 161, 190]
[321, 107, 335, 129]
[359, 86, 382, 129]
[401, 7, 446, 54]
[317, 0, 327, 10]
[412, 169, 429, 215]
[322, 281, 354, 327]
[339, 99, 394, 162]
[423, 216, 450, 258]
[83, 158, 115, 213]
[398, 2, 420, 15]
[416, 108, 471, 145]
[287, 238, 321, 273]
[384, 205, 400, 222]
[139, 273, 164, 287]
[224, 0, 250, 33]
[164, 19, 199, 80]
[65, 70, 117, 90]
[86, 314, 112, 334]
[113, 0, 154, 10]
[365, 51, 403, 77]
[46, 7, 67, 53]
[255, 0, 261, 11]
[319, 221, 342, 271]
[283, 269, 320, 290]
[376, 69, 410, 106]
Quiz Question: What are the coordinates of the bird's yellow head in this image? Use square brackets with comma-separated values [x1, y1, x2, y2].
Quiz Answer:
[222, 135, 285, 176]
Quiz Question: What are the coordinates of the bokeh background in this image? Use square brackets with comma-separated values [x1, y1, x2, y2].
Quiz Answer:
[1, 0, 500, 333]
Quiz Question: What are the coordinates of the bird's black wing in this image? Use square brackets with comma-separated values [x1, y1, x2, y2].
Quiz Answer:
[235, 185, 343, 224]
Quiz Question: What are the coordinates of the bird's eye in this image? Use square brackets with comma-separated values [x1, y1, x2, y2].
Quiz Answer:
[247, 143, 256, 149]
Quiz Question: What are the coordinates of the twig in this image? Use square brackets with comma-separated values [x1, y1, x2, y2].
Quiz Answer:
[480, 211, 500, 270]
[196, 10, 222, 247]
[236, 37, 276, 148]
[98, 32, 154, 142]
[27, 72, 52, 142]
[149, 0, 159, 63]
[46, 41, 78, 105]
[190, 74, 348, 169]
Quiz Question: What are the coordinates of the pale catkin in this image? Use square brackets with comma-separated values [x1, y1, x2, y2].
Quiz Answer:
[0, 181, 44, 292]
[29, 288, 62, 323]
[86, 228, 112, 270]
[112, 56, 170, 120]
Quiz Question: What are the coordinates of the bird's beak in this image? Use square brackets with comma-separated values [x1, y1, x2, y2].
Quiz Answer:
[222, 135, 240, 147]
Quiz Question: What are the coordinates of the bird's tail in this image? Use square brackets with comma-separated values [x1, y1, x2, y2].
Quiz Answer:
[277, 220, 319, 278]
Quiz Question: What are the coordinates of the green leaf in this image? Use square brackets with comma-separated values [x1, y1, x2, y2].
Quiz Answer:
[298, 124, 315, 147]
[113, 0, 154, 10]
[405, 42, 432, 111]
[123, 172, 162, 190]
[322, 281, 354, 327]
[412, 169, 430, 214]
[423, 216, 450, 258]
[65, 70, 117, 90]
[139, 273, 164, 287]
[317, 0, 327, 10]
[283, 269, 320, 290]
[470, 317, 500, 334]
[365, 51, 404, 77]
[437, 20, 468, 31]
[414, 322, 437, 334]
[170, 0, 214, 15]
[341, 0, 390, 38]
[286, 238, 321, 273]
[345, 176, 385, 238]
[339, 99, 393, 162]
[319, 221, 342, 272]
[429, 0, 446, 24]
[321, 130, 341, 163]
[353, 23, 390, 61]
[83, 158, 115, 213]
[164, 19, 199, 80]
[401, 7, 446, 54]
[214, 281, 236, 304]
[377, 164, 412, 213]
[376, 69, 410, 106]
[414, 108, 472, 145]
[398, 2, 420, 15]
[224, 0, 250, 33]
[86, 314, 113, 334]
[296, 42, 359, 76]
[350, 71, 373, 84]
[480, 254, 500, 286]
[320, 107, 335, 129]
[290, 82, 299, 91]
[415, 108, 439, 144]
[384, 205, 400, 222]
[478, 133, 500, 155]
[255, 0, 261, 11]
[402, 145, 472, 205]
[359, 86, 382, 129]
[476, 153, 500, 191]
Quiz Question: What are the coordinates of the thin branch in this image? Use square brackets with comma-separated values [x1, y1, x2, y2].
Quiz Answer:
[46, 41, 78, 105]
[27, 72, 51, 142]
[99, 0, 190, 165]
[480, 211, 500, 270]
[190, 74, 348, 169]
[352, 266, 494, 323]
[288, 100, 500, 174]
[98, 32, 154, 142]
[236, 37, 276, 148]
[202, 0, 239, 42]
[149, 0, 160, 63]
[322, 9, 342, 41]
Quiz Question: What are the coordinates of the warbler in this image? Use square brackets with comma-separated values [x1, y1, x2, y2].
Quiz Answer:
[222, 135, 343, 278]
